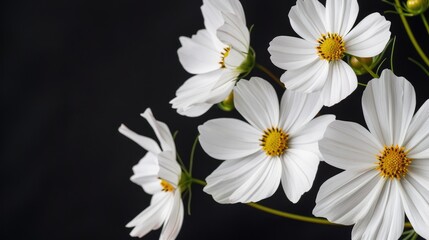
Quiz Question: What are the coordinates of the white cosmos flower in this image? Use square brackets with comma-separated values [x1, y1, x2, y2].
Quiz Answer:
[268, 0, 391, 107]
[119, 108, 184, 239]
[313, 69, 429, 240]
[198, 77, 335, 203]
[170, 0, 254, 117]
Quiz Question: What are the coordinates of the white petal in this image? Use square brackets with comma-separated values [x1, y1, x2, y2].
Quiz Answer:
[201, 0, 225, 38]
[319, 120, 383, 170]
[325, 0, 358, 36]
[202, 0, 246, 41]
[204, 151, 282, 203]
[198, 118, 261, 160]
[176, 103, 213, 117]
[234, 77, 279, 131]
[352, 180, 404, 240]
[172, 69, 237, 117]
[217, 12, 249, 53]
[280, 149, 320, 203]
[141, 108, 175, 154]
[178, 30, 224, 74]
[160, 193, 184, 240]
[344, 13, 391, 57]
[288, 115, 335, 159]
[289, 0, 326, 42]
[320, 60, 357, 107]
[313, 170, 384, 225]
[170, 70, 223, 117]
[279, 90, 324, 134]
[404, 100, 429, 159]
[204, 70, 237, 104]
[362, 69, 416, 146]
[118, 124, 161, 154]
[130, 152, 161, 194]
[400, 177, 429, 239]
[158, 151, 181, 188]
[280, 59, 329, 93]
[268, 36, 319, 70]
[127, 192, 173, 237]
[289, 115, 336, 145]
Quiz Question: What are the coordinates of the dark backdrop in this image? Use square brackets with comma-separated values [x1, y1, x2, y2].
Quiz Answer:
[2, 0, 428, 239]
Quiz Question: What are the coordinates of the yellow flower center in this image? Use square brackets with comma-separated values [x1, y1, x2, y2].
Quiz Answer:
[316, 33, 345, 61]
[160, 179, 175, 192]
[260, 127, 288, 156]
[219, 47, 231, 68]
[376, 145, 412, 179]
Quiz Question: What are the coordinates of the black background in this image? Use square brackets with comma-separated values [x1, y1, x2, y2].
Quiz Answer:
[2, 0, 428, 239]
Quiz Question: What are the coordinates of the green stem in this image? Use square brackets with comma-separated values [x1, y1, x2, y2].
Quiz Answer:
[246, 202, 336, 225]
[255, 63, 285, 89]
[358, 82, 367, 87]
[421, 13, 429, 35]
[190, 177, 413, 228]
[394, 0, 429, 66]
[191, 178, 207, 186]
[189, 136, 199, 175]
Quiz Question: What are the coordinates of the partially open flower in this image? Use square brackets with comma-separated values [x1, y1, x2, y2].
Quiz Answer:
[171, 0, 254, 117]
[119, 108, 184, 239]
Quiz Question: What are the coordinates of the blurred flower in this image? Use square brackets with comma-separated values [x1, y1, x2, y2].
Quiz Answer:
[198, 77, 335, 203]
[313, 69, 429, 240]
[119, 108, 184, 239]
[268, 0, 391, 106]
[171, 0, 254, 117]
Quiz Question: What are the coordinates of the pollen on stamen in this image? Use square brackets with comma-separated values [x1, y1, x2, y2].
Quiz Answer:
[376, 145, 412, 179]
[316, 33, 346, 62]
[219, 47, 231, 68]
[260, 127, 288, 157]
[160, 179, 175, 192]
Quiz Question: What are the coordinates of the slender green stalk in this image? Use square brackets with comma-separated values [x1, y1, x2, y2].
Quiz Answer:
[394, 0, 429, 66]
[410, 232, 419, 240]
[246, 202, 336, 225]
[191, 178, 207, 186]
[190, 178, 412, 228]
[421, 13, 429, 35]
[390, 36, 397, 72]
[358, 82, 367, 87]
[189, 136, 199, 175]
[408, 57, 429, 76]
[255, 63, 285, 89]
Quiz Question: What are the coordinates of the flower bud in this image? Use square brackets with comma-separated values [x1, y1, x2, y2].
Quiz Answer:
[406, 0, 428, 13]
[349, 56, 373, 75]
[218, 91, 235, 112]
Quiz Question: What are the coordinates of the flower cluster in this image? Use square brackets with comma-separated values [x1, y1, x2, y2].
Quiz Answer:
[119, 0, 429, 239]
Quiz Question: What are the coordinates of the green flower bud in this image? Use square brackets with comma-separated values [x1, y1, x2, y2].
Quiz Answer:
[406, 0, 428, 14]
[349, 56, 373, 75]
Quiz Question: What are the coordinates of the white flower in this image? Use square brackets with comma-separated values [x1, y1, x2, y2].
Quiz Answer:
[170, 0, 254, 117]
[268, 0, 391, 106]
[198, 77, 335, 203]
[313, 69, 429, 240]
[119, 108, 184, 240]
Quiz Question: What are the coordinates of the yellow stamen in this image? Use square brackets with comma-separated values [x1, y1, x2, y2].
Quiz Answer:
[260, 127, 288, 157]
[376, 145, 412, 179]
[316, 33, 345, 61]
[219, 47, 231, 68]
[160, 179, 175, 192]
